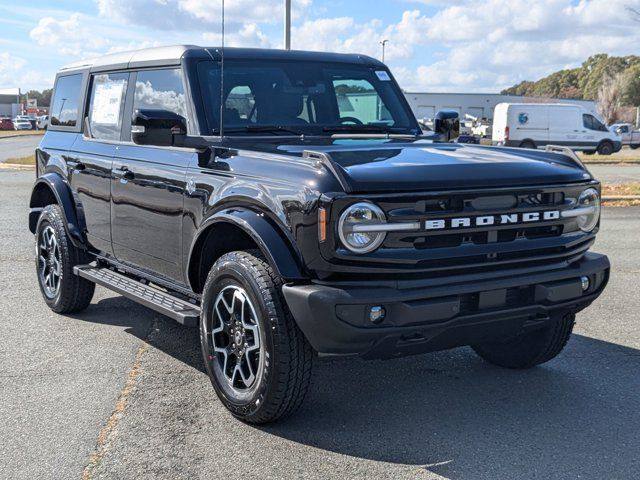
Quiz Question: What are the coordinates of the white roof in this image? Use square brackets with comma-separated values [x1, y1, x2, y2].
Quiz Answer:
[0, 88, 20, 96]
[60, 45, 196, 72]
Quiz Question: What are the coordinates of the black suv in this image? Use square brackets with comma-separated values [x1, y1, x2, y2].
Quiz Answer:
[30, 46, 609, 423]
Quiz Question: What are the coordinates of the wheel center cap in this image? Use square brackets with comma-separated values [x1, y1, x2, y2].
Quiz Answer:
[234, 331, 243, 346]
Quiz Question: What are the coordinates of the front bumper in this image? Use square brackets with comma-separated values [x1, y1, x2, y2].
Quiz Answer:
[283, 252, 609, 359]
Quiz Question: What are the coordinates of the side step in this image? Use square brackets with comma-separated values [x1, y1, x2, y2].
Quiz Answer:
[74, 265, 201, 327]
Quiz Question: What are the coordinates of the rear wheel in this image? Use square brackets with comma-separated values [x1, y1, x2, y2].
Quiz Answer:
[597, 141, 613, 155]
[471, 313, 575, 369]
[519, 140, 536, 149]
[630, 144, 639, 150]
[35, 204, 95, 313]
[200, 250, 313, 424]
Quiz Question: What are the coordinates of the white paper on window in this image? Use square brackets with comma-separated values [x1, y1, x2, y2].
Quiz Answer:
[91, 81, 125, 125]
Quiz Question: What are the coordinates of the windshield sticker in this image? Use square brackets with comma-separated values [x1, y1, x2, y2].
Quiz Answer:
[375, 70, 391, 81]
[91, 81, 125, 126]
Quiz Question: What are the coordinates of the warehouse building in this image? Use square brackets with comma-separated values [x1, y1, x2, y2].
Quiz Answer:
[0, 88, 21, 117]
[403, 92, 597, 121]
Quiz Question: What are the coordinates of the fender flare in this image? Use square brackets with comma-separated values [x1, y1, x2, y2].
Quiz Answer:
[187, 207, 307, 287]
[29, 173, 86, 248]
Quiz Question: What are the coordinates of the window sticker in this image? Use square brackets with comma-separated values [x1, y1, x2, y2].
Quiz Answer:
[91, 81, 125, 125]
[375, 70, 391, 81]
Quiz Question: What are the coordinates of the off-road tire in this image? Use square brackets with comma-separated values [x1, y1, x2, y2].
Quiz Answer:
[200, 250, 313, 424]
[35, 204, 95, 313]
[471, 313, 575, 369]
[597, 141, 613, 155]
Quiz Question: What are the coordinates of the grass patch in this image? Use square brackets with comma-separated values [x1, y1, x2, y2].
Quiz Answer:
[601, 183, 640, 206]
[602, 183, 640, 196]
[578, 150, 640, 164]
[0, 130, 44, 138]
[2, 155, 35, 165]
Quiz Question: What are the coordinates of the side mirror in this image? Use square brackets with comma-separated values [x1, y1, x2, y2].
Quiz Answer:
[131, 109, 186, 147]
[434, 110, 460, 142]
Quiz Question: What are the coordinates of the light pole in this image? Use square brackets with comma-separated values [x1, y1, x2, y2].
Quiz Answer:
[379, 39, 389, 63]
[284, 0, 291, 50]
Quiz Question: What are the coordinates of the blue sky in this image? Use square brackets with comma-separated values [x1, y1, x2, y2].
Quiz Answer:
[1, 0, 639, 92]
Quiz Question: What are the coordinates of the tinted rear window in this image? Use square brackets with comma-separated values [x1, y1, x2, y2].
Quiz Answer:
[50, 74, 83, 127]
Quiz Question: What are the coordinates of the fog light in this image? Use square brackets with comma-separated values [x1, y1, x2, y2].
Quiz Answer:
[580, 276, 590, 292]
[369, 306, 386, 323]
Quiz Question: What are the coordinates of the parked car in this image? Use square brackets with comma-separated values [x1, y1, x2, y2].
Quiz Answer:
[30, 46, 609, 424]
[37, 115, 49, 130]
[13, 119, 33, 130]
[492, 103, 621, 155]
[610, 123, 640, 149]
[0, 117, 13, 130]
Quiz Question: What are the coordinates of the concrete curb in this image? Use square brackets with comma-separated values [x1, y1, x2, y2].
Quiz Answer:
[602, 195, 640, 201]
[0, 163, 35, 170]
[583, 161, 640, 165]
[0, 133, 44, 140]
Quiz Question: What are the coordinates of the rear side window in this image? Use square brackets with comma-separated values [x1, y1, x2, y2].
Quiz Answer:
[50, 74, 83, 127]
[134, 69, 187, 119]
[88, 72, 129, 141]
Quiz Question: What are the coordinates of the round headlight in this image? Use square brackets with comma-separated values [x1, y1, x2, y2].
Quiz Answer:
[338, 202, 386, 253]
[576, 188, 600, 232]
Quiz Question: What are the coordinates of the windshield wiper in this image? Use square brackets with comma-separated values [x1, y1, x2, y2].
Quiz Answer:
[220, 125, 305, 136]
[322, 124, 390, 133]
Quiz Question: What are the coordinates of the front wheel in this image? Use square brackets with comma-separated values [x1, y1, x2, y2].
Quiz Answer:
[472, 313, 575, 369]
[597, 142, 613, 155]
[200, 250, 313, 424]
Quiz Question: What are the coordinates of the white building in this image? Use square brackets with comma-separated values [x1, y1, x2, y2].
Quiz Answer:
[403, 92, 597, 121]
[0, 88, 21, 117]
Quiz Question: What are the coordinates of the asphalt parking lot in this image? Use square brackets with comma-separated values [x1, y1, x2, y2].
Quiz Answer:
[0, 134, 42, 162]
[1, 168, 639, 480]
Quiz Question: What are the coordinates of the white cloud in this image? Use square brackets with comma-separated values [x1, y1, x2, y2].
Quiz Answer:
[17, 0, 640, 93]
[96, 0, 311, 31]
[29, 13, 109, 57]
[202, 23, 271, 48]
[292, 0, 640, 92]
[0, 51, 52, 89]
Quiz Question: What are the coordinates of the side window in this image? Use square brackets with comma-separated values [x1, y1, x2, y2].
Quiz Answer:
[332, 78, 392, 125]
[225, 85, 255, 124]
[134, 69, 187, 119]
[583, 114, 594, 130]
[50, 74, 83, 127]
[583, 114, 607, 132]
[88, 72, 129, 141]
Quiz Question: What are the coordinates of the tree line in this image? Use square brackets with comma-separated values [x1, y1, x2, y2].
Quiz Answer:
[501, 54, 640, 124]
[20, 89, 53, 108]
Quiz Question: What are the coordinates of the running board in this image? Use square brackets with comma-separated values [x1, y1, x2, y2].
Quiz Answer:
[73, 265, 200, 327]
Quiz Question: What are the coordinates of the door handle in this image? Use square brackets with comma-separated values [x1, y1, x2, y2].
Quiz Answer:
[67, 160, 85, 171]
[114, 165, 135, 180]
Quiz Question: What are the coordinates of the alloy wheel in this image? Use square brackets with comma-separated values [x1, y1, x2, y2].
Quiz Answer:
[209, 285, 262, 391]
[37, 225, 61, 299]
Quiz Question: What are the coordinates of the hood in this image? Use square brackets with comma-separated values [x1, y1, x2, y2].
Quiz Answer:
[278, 142, 593, 193]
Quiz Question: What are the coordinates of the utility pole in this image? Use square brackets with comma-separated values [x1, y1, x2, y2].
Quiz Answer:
[379, 39, 389, 63]
[284, 0, 291, 50]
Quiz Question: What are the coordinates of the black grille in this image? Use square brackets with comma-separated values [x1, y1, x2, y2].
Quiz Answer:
[352, 183, 597, 274]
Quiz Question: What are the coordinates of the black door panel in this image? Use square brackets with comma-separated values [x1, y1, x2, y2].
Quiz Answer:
[111, 145, 195, 283]
[67, 135, 115, 255]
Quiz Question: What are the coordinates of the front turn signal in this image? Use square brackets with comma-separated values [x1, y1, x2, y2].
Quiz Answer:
[318, 207, 327, 243]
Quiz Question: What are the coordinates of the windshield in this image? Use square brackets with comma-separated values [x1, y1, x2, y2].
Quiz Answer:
[197, 60, 418, 136]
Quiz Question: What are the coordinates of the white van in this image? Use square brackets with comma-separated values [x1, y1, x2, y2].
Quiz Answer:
[492, 103, 621, 155]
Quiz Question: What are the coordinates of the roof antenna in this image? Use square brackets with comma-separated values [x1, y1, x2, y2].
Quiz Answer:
[219, 0, 225, 141]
